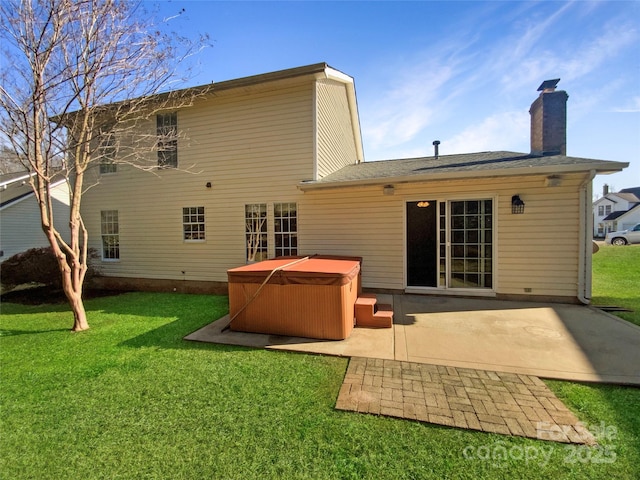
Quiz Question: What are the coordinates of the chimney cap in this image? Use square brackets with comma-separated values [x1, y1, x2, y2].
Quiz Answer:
[432, 140, 440, 146]
[537, 78, 560, 92]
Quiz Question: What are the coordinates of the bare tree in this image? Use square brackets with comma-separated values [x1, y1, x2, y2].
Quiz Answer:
[0, 0, 208, 331]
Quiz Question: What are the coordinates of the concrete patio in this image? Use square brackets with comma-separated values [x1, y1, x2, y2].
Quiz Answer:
[184, 294, 640, 386]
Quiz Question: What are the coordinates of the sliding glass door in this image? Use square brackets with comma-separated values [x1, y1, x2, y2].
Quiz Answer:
[407, 199, 493, 290]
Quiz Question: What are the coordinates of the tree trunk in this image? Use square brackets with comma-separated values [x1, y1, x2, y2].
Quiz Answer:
[65, 284, 89, 332]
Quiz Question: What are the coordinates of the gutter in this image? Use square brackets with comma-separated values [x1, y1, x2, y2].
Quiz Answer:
[0, 178, 68, 210]
[578, 170, 596, 305]
[298, 162, 628, 191]
[0, 172, 35, 188]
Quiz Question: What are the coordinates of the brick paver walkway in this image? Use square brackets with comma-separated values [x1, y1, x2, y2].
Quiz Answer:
[336, 357, 595, 445]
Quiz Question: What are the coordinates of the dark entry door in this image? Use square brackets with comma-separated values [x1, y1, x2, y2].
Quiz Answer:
[406, 200, 437, 287]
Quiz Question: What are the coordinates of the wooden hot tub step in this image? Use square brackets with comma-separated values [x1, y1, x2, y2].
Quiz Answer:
[355, 295, 393, 328]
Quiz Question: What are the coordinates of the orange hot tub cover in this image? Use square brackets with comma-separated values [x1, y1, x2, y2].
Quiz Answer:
[228, 256, 362, 340]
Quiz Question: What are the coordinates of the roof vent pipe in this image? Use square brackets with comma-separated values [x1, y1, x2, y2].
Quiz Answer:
[433, 140, 441, 159]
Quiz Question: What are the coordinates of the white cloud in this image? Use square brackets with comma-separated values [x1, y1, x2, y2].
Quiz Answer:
[561, 23, 638, 82]
[360, 2, 639, 161]
[612, 96, 640, 113]
[362, 63, 456, 151]
[443, 111, 529, 155]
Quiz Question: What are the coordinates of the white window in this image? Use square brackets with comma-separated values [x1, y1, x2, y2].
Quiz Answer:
[100, 210, 119, 260]
[99, 131, 117, 174]
[598, 205, 604, 216]
[245, 204, 267, 262]
[274, 203, 297, 257]
[605, 205, 612, 215]
[183, 207, 205, 241]
[157, 113, 177, 168]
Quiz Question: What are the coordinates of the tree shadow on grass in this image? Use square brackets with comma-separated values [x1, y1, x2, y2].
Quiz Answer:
[0, 328, 69, 336]
[87, 291, 240, 352]
[119, 316, 246, 353]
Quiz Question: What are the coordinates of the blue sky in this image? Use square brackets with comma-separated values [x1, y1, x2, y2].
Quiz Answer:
[154, 0, 640, 197]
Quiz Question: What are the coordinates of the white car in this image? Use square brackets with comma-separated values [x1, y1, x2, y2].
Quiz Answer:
[605, 223, 640, 245]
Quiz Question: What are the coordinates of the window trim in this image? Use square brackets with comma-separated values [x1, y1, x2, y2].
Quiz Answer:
[100, 210, 120, 262]
[274, 202, 298, 257]
[98, 130, 117, 175]
[245, 203, 268, 262]
[404, 195, 497, 296]
[182, 206, 206, 242]
[157, 112, 178, 168]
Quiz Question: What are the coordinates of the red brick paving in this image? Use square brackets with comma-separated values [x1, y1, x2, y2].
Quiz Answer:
[335, 357, 595, 445]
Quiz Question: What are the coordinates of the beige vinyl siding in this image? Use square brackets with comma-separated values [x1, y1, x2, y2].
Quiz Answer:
[299, 189, 404, 289]
[315, 79, 358, 179]
[301, 173, 586, 298]
[81, 78, 315, 282]
[0, 182, 70, 260]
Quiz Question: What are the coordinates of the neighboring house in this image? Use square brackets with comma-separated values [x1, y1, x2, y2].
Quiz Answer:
[80, 63, 627, 304]
[593, 185, 640, 237]
[0, 172, 71, 260]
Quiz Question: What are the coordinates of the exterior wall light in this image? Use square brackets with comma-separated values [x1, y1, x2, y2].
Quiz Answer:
[512, 195, 525, 214]
[545, 175, 562, 187]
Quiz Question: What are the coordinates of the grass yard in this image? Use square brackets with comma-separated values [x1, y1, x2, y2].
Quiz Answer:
[0, 247, 638, 479]
[592, 244, 640, 327]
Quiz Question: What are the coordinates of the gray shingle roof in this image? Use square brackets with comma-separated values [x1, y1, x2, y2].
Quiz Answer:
[620, 187, 640, 198]
[613, 192, 640, 203]
[300, 151, 628, 190]
[603, 203, 640, 221]
[603, 210, 628, 221]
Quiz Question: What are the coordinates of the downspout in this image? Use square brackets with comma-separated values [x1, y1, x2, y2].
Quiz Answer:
[578, 170, 596, 304]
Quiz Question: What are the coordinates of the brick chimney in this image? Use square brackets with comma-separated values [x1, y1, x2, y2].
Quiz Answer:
[603, 184, 609, 196]
[529, 79, 568, 156]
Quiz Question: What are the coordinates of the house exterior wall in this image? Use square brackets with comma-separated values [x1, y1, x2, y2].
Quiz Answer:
[315, 79, 359, 179]
[607, 207, 640, 232]
[593, 194, 639, 235]
[0, 182, 71, 260]
[593, 197, 617, 236]
[82, 75, 358, 285]
[78, 67, 595, 303]
[300, 173, 586, 300]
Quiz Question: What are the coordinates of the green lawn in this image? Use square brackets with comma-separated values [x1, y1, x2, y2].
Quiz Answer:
[1, 250, 639, 479]
[592, 243, 640, 327]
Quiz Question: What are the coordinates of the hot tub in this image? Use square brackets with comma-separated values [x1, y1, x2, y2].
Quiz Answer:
[227, 256, 361, 340]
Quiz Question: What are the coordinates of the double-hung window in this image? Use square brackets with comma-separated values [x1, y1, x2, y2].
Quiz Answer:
[100, 210, 119, 260]
[183, 207, 205, 241]
[245, 204, 267, 262]
[157, 113, 178, 168]
[98, 131, 117, 174]
[274, 203, 297, 257]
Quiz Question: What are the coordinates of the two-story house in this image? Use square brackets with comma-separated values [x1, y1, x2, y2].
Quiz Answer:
[81, 63, 627, 304]
[593, 185, 640, 236]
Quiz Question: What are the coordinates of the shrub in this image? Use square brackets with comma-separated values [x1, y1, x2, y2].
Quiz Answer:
[0, 247, 99, 290]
